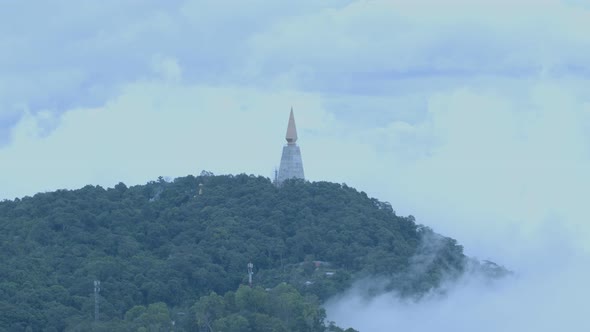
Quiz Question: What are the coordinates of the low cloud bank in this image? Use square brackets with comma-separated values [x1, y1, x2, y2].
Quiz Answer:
[321, 78, 590, 331]
[326, 228, 590, 332]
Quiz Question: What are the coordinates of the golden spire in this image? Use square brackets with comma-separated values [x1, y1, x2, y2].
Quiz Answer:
[286, 107, 298, 144]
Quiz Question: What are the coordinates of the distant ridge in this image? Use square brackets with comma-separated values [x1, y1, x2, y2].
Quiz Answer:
[0, 174, 508, 330]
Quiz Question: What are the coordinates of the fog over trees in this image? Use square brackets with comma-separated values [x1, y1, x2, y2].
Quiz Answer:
[0, 174, 505, 331]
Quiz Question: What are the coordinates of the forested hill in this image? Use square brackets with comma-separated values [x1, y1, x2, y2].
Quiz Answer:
[0, 174, 505, 331]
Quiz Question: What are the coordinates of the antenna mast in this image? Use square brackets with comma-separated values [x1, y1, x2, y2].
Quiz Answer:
[247, 263, 254, 287]
[94, 280, 101, 321]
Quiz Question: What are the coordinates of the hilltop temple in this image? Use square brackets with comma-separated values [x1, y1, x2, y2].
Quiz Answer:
[275, 109, 305, 185]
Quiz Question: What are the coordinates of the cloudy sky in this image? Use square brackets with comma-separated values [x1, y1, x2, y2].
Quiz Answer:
[1, 1, 590, 329]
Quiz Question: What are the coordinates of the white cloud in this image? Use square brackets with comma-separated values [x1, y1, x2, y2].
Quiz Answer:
[325, 182, 590, 332]
[338, 80, 590, 258]
[151, 55, 183, 82]
[246, 0, 590, 87]
[0, 77, 333, 200]
[326, 250, 590, 332]
[3, 0, 589, 126]
[2, 2, 590, 329]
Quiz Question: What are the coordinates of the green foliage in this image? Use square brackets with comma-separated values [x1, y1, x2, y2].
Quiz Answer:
[0, 174, 482, 330]
[194, 284, 328, 332]
[121, 302, 171, 331]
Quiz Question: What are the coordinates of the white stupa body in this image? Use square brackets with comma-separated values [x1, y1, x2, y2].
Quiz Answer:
[277, 109, 305, 185]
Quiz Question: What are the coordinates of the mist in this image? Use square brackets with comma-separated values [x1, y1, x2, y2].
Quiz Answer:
[318, 77, 590, 331]
[325, 218, 590, 332]
[1, 1, 589, 331]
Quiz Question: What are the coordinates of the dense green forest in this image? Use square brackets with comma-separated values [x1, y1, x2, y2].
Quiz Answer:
[0, 173, 506, 331]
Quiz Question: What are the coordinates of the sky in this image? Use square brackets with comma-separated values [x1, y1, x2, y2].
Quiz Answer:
[1, 1, 590, 330]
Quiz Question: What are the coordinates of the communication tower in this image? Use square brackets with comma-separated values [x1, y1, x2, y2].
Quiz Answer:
[247, 262, 254, 287]
[94, 280, 101, 321]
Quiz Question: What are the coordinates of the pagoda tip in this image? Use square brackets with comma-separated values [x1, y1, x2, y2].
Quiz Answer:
[285, 109, 298, 144]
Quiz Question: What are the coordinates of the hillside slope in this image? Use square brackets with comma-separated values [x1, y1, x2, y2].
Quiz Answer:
[0, 174, 502, 331]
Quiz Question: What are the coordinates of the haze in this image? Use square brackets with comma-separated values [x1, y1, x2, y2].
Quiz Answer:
[1, 1, 589, 330]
